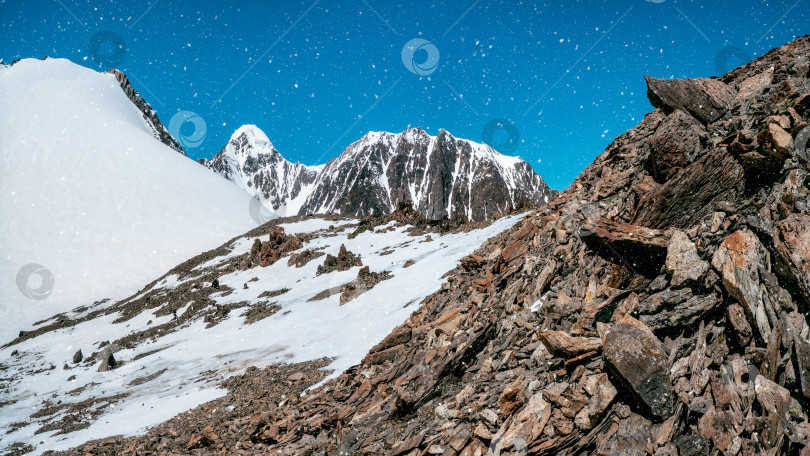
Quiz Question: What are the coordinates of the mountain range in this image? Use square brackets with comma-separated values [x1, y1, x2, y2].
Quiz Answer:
[201, 125, 553, 221]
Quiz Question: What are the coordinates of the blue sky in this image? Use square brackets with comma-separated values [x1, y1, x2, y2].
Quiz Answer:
[1, 0, 806, 189]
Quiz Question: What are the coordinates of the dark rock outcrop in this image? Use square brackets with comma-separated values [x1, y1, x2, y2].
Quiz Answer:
[241, 227, 303, 269]
[316, 244, 362, 275]
[603, 315, 674, 419]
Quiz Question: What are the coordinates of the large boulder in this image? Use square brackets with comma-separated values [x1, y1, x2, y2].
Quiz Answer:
[581, 217, 669, 277]
[603, 315, 674, 419]
[97, 344, 119, 372]
[645, 76, 735, 124]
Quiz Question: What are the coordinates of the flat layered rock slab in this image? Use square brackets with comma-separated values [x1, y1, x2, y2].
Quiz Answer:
[581, 217, 668, 277]
[645, 75, 735, 124]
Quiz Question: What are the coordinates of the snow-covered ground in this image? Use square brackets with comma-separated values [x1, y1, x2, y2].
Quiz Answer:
[0, 58, 259, 344]
[0, 213, 525, 455]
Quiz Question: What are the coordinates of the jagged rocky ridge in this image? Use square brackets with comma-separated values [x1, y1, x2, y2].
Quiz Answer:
[106, 69, 186, 155]
[202, 127, 554, 221]
[68, 36, 810, 455]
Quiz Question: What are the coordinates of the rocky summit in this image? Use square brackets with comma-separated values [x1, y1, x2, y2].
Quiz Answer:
[68, 36, 810, 455]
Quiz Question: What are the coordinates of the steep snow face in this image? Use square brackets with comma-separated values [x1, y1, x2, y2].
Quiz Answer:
[0, 214, 526, 455]
[300, 128, 553, 220]
[0, 58, 258, 344]
[201, 125, 319, 217]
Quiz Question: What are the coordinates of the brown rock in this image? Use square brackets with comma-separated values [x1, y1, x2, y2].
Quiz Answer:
[574, 373, 618, 430]
[460, 253, 486, 271]
[733, 68, 773, 105]
[639, 293, 718, 330]
[317, 244, 362, 275]
[785, 312, 810, 399]
[581, 217, 668, 277]
[711, 229, 771, 339]
[775, 214, 810, 296]
[491, 392, 551, 451]
[727, 303, 753, 346]
[498, 378, 526, 417]
[187, 426, 218, 449]
[648, 110, 704, 182]
[603, 316, 674, 419]
[645, 76, 735, 124]
[538, 330, 603, 358]
[754, 375, 790, 416]
[756, 122, 794, 159]
[697, 407, 740, 454]
[794, 92, 810, 116]
[633, 148, 745, 230]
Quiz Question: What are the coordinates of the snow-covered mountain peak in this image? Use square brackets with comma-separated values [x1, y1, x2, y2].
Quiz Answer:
[354, 127, 523, 168]
[298, 127, 553, 220]
[202, 124, 320, 217]
[227, 124, 276, 156]
[205, 123, 553, 221]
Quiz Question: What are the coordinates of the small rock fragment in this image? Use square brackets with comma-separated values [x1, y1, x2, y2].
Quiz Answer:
[665, 230, 709, 288]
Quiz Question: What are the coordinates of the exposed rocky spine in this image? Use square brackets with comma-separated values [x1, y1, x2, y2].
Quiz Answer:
[106, 69, 185, 155]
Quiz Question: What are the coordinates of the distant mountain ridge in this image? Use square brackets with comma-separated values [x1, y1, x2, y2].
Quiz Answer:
[201, 126, 554, 221]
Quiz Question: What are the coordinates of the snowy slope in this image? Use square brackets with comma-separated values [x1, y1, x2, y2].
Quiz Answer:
[0, 58, 259, 344]
[0, 213, 525, 455]
[200, 125, 320, 217]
